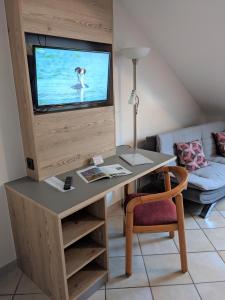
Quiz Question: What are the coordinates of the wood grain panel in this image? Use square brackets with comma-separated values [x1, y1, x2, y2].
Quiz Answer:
[88, 198, 108, 271]
[65, 241, 105, 278]
[34, 106, 116, 179]
[4, 0, 39, 179]
[68, 264, 107, 300]
[6, 187, 69, 300]
[5, 0, 115, 180]
[62, 214, 104, 249]
[21, 0, 113, 43]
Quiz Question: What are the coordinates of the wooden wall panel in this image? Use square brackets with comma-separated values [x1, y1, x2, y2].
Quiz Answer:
[21, 0, 113, 43]
[5, 0, 115, 180]
[4, 0, 40, 179]
[34, 106, 115, 179]
[6, 187, 69, 299]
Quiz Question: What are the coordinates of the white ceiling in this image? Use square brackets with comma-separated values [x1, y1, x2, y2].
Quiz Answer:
[121, 0, 225, 117]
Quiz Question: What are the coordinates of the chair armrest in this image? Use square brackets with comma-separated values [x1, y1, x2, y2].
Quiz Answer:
[126, 166, 188, 214]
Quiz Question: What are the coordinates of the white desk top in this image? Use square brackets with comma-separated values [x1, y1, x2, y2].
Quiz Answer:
[6, 146, 175, 218]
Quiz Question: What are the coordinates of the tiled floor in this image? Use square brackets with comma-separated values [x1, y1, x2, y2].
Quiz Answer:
[2, 198, 225, 299]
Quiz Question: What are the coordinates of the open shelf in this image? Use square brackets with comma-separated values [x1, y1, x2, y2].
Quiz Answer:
[62, 212, 105, 248]
[68, 262, 107, 300]
[65, 239, 106, 279]
[63, 198, 107, 299]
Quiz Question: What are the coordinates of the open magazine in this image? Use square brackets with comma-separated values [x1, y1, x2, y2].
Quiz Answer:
[77, 164, 132, 183]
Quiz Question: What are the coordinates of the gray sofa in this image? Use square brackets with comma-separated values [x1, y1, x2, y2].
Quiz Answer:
[147, 121, 225, 218]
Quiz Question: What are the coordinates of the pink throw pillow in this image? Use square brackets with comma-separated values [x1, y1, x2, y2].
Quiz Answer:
[176, 140, 208, 172]
[214, 132, 225, 157]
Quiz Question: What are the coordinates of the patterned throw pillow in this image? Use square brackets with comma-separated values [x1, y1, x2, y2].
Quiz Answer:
[176, 140, 208, 172]
[214, 132, 225, 157]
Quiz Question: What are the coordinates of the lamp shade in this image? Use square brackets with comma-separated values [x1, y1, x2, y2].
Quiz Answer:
[119, 47, 150, 60]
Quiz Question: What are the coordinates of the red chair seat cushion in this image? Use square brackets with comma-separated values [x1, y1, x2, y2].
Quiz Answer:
[124, 193, 177, 226]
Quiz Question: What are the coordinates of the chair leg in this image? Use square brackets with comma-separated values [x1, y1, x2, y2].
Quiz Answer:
[125, 213, 133, 276]
[175, 194, 188, 273]
[164, 172, 171, 191]
[169, 231, 174, 238]
[123, 216, 126, 237]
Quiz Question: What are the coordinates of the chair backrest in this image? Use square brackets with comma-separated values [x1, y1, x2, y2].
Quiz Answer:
[126, 166, 188, 213]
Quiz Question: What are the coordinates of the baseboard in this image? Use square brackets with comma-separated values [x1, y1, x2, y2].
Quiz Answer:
[0, 260, 17, 277]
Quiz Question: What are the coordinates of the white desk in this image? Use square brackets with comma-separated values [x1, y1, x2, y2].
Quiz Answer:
[5, 146, 175, 300]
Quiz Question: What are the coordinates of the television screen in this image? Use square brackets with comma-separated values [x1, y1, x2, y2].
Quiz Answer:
[33, 46, 111, 109]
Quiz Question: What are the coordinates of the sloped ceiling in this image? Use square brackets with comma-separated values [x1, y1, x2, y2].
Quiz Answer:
[121, 0, 225, 117]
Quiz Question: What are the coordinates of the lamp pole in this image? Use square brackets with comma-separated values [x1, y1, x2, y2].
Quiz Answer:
[120, 47, 150, 193]
[119, 47, 150, 150]
[132, 58, 139, 150]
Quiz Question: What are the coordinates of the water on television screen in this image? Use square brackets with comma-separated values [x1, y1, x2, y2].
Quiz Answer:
[34, 47, 110, 106]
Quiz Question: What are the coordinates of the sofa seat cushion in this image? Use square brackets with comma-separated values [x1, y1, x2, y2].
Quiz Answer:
[183, 185, 225, 204]
[124, 193, 177, 226]
[188, 162, 225, 191]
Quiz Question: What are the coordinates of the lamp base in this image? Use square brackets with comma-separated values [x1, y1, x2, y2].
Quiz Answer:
[119, 152, 154, 166]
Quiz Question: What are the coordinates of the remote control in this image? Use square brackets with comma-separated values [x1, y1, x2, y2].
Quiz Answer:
[63, 176, 73, 190]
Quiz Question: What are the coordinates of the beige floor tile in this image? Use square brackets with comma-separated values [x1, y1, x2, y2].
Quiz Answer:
[152, 284, 200, 300]
[107, 256, 148, 289]
[0, 267, 21, 294]
[204, 228, 225, 250]
[88, 290, 105, 300]
[14, 295, 49, 300]
[220, 211, 225, 218]
[184, 212, 200, 229]
[16, 274, 42, 294]
[109, 234, 141, 257]
[194, 211, 225, 229]
[219, 251, 225, 262]
[144, 254, 192, 286]
[215, 198, 225, 211]
[106, 287, 152, 300]
[107, 215, 123, 238]
[107, 202, 123, 217]
[138, 232, 178, 255]
[99, 284, 105, 290]
[188, 252, 225, 283]
[174, 229, 214, 252]
[196, 282, 225, 300]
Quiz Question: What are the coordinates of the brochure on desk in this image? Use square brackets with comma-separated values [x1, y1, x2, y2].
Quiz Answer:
[77, 164, 132, 183]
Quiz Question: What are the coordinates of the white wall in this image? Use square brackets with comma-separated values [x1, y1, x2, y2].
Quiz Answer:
[0, 0, 26, 268]
[121, 0, 225, 120]
[114, 0, 206, 146]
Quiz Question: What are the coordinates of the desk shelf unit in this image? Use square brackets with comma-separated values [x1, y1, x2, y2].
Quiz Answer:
[5, 147, 176, 299]
[61, 199, 108, 299]
[6, 187, 108, 300]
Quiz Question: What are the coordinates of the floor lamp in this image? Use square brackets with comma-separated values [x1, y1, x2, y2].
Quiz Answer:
[120, 47, 150, 155]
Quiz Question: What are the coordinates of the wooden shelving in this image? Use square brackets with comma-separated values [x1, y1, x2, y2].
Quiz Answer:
[68, 263, 107, 300]
[65, 240, 106, 279]
[62, 213, 105, 248]
[61, 198, 108, 299]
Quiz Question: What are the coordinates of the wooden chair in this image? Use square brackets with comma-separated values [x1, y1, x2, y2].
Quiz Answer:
[124, 166, 188, 276]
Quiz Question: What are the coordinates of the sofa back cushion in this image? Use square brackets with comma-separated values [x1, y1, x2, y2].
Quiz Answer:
[213, 132, 225, 156]
[156, 121, 225, 165]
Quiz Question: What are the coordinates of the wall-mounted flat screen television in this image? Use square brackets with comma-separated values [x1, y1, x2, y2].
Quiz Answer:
[33, 46, 111, 112]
